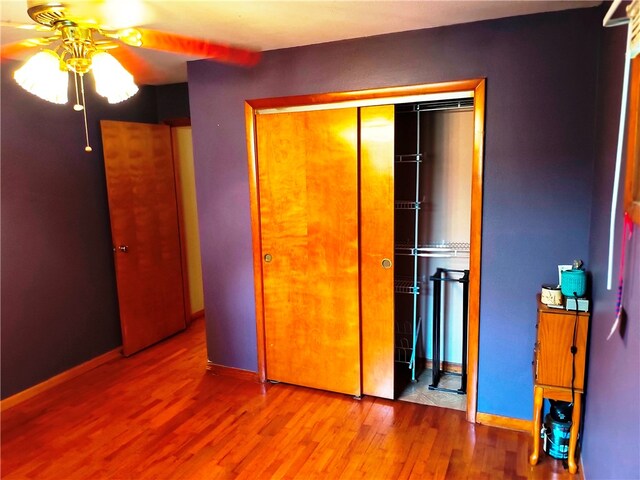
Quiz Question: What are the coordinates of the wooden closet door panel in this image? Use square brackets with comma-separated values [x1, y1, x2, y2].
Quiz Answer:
[256, 108, 360, 396]
[360, 105, 395, 399]
[101, 121, 186, 356]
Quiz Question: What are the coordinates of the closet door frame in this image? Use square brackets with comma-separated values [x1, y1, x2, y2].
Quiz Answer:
[245, 78, 486, 423]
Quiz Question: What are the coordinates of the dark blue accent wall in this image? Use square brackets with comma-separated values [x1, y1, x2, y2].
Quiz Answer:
[156, 83, 191, 121]
[582, 21, 640, 480]
[0, 61, 159, 399]
[188, 8, 600, 419]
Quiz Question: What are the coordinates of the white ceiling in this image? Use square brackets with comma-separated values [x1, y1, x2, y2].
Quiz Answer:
[1, 0, 601, 85]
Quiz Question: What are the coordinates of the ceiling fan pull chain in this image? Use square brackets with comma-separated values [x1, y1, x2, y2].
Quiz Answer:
[79, 73, 92, 153]
[73, 70, 83, 112]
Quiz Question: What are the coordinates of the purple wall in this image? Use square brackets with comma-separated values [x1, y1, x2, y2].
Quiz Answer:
[582, 22, 640, 480]
[188, 8, 600, 419]
[1, 60, 159, 399]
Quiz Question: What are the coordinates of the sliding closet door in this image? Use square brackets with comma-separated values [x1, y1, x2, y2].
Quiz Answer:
[360, 105, 396, 399]
[256, 108, 361, 396]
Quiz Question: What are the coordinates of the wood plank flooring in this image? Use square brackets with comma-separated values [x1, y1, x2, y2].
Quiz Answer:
[1, 319, 579, 479]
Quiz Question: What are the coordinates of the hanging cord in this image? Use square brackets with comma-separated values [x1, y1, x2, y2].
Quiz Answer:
[72, 71, 83, 112]
[79, 73, 92, 152]
[608, 212, 634, 339]
[570, 292, 579, 409]
[559, 292, 580, 471]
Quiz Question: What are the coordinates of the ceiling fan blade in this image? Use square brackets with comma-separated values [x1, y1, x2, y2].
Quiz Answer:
[109, 44, 160, 85]
[1, 42, 31, 60]
[0, 20, 47, 31]
[133, 28, 260, 67]
[1, 39, 43, 60]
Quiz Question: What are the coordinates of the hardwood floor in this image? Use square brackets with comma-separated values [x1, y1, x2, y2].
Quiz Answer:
[1, 319, 579, 479]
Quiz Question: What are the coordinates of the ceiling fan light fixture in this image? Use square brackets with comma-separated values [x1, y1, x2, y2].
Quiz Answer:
[14, 49, 68, 104]
[91, 52, 138, 104]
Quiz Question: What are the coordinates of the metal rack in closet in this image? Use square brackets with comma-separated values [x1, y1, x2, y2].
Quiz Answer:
[393, 99, 472, 383]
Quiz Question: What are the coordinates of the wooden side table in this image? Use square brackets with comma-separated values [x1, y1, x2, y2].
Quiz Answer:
[529, 298, 590, 474]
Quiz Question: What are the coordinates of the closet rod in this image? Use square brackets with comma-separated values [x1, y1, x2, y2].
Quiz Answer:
[396, 242, 470, 248]
[397, 100, 474, 114]
[406, 252, 470, 259]
[396, 253, 469, 259]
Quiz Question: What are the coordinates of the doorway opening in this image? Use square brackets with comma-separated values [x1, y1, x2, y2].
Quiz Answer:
[393, 99, 475, 412]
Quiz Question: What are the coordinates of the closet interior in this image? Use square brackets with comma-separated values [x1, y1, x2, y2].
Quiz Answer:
[393, 98, 474, 409]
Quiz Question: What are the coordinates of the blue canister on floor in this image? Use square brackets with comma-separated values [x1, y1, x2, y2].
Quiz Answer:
[542, 413, 572, 460]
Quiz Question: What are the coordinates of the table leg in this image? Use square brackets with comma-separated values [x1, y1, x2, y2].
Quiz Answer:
[529, 385, 543, 465]
[568, 393, 582, 474]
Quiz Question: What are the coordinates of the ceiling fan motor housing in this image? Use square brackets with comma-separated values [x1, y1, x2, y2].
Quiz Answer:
[27, 2, 69, 28]
[60, 25, 95, 74]
[26, 2, 106, 74]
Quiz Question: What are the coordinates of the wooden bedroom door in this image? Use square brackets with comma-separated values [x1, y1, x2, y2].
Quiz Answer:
[255, 107, 361, 396]
[101, 121, 186, 356]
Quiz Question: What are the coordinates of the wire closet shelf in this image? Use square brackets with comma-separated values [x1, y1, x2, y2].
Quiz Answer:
[396, 242, 470, 258]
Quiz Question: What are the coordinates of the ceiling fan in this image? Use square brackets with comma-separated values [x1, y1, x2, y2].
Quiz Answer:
[1, 0, 261, 151]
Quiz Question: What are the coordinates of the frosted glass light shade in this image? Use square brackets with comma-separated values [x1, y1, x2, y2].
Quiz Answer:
[14, 50, 68, 104]
[92, 52, 138, 104]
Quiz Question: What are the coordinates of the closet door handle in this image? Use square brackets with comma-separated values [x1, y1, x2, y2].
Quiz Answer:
[264, 253, 273, 263]
[381, 258, 392, 269]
